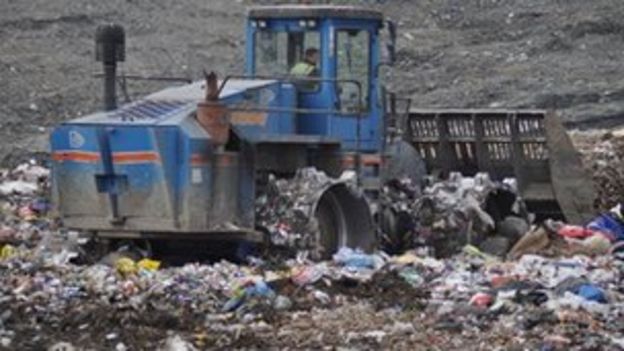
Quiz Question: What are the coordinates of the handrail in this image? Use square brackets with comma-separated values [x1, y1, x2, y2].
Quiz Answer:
[198, 101, 358, 116]
[217, 74, 363, 112]
[215, 74, 366, 185]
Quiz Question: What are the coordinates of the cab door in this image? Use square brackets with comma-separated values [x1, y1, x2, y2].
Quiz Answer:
[331, 22, 382, 152]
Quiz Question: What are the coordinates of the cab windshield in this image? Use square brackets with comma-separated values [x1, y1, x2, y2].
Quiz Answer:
[254, 30, 320, 77]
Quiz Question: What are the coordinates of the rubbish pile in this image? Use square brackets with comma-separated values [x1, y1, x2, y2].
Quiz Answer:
[255, 168, 362, 257]
[255, 168, 335, 251]
[0, 160, 52, 254]
[2, 163, 624, 349]
[5, 235, 624, 349]
[571, 130, 624, 211]
[380, 172, 529, 258]
[587, 135, 624, 211]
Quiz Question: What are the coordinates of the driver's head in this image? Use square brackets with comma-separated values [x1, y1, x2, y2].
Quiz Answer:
[304, 48, 319, 65]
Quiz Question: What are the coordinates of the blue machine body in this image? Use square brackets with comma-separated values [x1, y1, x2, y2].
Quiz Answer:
[50, 6, 385, 238]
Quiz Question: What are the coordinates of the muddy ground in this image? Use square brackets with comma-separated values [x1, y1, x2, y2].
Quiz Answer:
[2, 0, 624, 163]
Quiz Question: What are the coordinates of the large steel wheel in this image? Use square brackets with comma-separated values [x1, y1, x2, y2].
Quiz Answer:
[312, 183, 376, 260]
[315, 189, 347, 259]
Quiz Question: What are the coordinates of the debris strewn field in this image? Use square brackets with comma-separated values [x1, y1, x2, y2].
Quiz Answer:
[3, 1, 624, 350]
[1, 163, 624, 350]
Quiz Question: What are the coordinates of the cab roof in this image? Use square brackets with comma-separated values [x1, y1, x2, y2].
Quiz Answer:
[248, 5, 383, 21]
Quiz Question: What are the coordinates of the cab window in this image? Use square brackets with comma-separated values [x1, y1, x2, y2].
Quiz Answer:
[336, 29, 370, 113]
[254, 30, 320, 78]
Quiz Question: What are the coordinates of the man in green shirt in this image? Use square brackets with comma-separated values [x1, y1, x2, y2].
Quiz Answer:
[290, 48, 319, 91]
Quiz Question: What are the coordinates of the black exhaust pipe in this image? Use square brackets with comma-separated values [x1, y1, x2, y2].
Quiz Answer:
[95, 24, 125, 111]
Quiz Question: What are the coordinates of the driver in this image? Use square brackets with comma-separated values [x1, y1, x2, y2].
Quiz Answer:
[290, 48, 319, 91]
[290, 47, 319, 77]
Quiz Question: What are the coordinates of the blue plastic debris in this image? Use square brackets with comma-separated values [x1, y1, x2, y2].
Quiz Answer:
[575, 284, 607, 303]
[587, 213, 624, 242]
[222, 279, 275, 312]
[332, 247, 382, 269]
[29, 198, 51, 214]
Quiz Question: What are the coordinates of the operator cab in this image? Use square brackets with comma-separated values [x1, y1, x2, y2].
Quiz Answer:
[246, 6, 384, 152]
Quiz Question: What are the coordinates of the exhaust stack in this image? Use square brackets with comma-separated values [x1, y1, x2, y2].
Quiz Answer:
[95, 24, 125, 111]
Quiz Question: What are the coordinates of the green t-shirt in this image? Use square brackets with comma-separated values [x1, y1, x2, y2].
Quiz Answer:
[290, 62, 316, 76]
[290, 62, 318, 91]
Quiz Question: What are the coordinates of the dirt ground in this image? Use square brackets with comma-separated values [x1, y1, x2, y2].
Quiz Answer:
[3, 0, 624, 164]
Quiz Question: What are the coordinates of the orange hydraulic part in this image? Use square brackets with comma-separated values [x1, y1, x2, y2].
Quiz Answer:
[196, 71, 229, 145]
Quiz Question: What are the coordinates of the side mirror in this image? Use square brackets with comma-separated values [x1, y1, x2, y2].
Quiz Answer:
[386, 20, 397, 65]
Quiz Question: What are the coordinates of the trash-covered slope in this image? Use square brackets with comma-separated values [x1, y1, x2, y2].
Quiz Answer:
[2, 163, 624, 350]
[571, 128, 624, 211]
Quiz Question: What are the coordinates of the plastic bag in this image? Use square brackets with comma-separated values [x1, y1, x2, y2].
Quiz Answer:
[0, 244, 16, 259]
[137, 258, 161, 271]
[115, 257, 137, 276]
